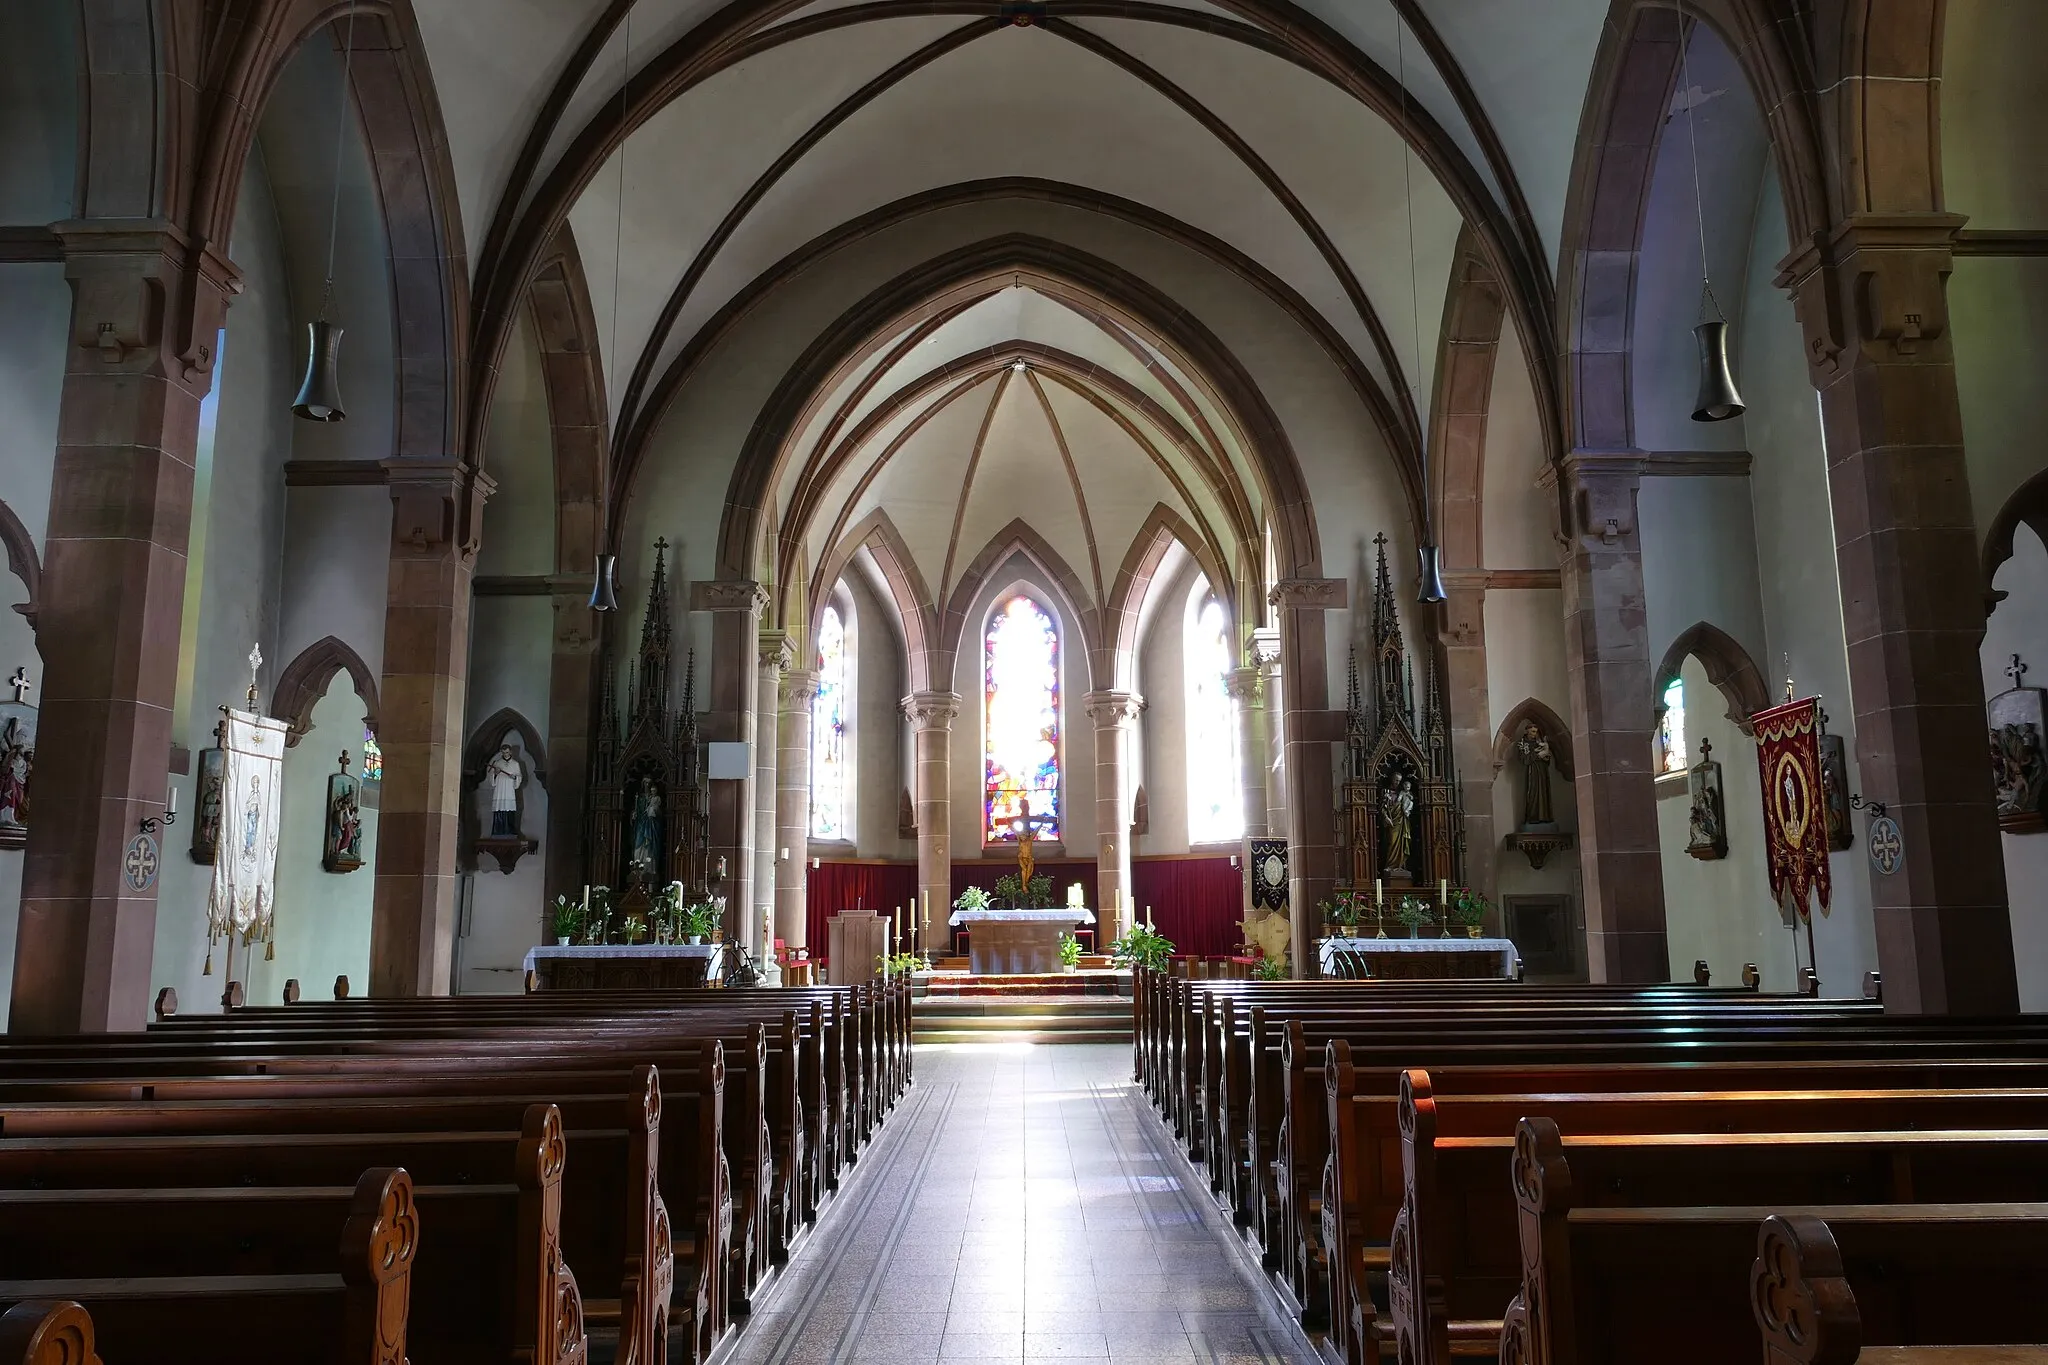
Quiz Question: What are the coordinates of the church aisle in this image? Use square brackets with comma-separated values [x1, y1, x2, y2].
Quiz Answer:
[722, 1044, 1318, 1365]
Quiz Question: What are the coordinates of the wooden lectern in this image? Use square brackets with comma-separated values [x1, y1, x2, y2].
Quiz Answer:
[826, 910, 888, 985]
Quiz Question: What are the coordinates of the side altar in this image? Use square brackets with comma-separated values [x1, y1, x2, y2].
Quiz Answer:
[523, 943, 724, 990]
[949, 908, 1095, 975]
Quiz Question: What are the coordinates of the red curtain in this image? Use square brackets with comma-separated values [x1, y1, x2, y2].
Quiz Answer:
[804, 862, 918, 963]
[1131, 856, 1245, 959]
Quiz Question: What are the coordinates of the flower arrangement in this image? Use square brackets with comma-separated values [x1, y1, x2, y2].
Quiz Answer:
[680, 901, 720, 944]
[1320, 891, 1366, 933]
[991, 873, 1054, 909]
[581, 887, 615, 944]
[1451, 888, 1490, 935]
[1057, 932, 1082, 970]
[1110, 922, 1175, 972]
[550, 896, 582, 944]
[954, 886, 993, 914]
[880, 950, 927, 978]
[1395, 895, 1430, 937]
[621, 913, 648, 945]
[1253, 954, 1288, 981]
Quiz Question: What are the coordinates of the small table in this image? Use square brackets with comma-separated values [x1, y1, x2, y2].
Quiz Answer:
[1318, 936, 1519, 980]
[522, 943, 724, 990]
[948, 908, 1094, 974]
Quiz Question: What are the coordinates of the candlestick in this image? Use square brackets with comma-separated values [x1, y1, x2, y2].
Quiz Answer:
[1439, 878, 1448, 906]
[1375, 878, 1383, 906]
[581, 884, 590, 912]
[167, 782, 179, 818]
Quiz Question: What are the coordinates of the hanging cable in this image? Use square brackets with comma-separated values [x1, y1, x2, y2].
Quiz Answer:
[292, 6, 358, 422]
[1395, 12, 1446, 601]
[590, 6, 633, 610]
[317, 6, 358, 324]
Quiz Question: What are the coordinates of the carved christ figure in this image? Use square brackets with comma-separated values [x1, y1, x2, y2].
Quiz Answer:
[486, 744, 524, 838]
[1514, 721, 1554, 828]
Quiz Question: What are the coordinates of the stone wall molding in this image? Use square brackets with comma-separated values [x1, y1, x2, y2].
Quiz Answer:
[1267, 578, 1347, 611]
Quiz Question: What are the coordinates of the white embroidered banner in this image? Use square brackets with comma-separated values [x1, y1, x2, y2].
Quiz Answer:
[209, 708, 288, 954]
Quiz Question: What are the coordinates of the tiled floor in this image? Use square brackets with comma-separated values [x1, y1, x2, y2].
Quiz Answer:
[721, 1044, 1318, 1365]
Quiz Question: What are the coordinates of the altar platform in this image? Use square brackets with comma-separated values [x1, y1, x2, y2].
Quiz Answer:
[948, 907, 1095, 975]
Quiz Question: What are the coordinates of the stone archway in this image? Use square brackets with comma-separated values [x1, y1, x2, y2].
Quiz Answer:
[270, 636, 381, 748]
[1654, 622, 1772, 736]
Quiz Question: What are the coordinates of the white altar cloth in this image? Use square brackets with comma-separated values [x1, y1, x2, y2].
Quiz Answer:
[1318, 936, 1518, 978]
[522, 943, 724, 974]
[948, 907, 1097, 927]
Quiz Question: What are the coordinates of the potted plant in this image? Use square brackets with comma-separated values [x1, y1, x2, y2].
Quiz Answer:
[1320, 892, 1364, 937]
[1253, 953, 1287, 981]
[954, 886, 993, 914]
[681, 901, 719, 945]
[1452, 888, 1490, 938]
[1057, 932, 1081, 973]
[881, 950, 924, 979]
[621, 913, 648, 945]
[582, 887, 615, 945]
[1395, 895, 1429, 940]
[550, 896, 581, 946]
[1110, 922, 1174, 972]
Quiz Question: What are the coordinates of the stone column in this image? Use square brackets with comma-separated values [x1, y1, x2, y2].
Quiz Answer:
[1779, 218, 2017, 1014]
[1557, 451, 1666, 983]
[1440, 580, 1497, 905]
[1084, 690, 1143, 939]
[903, 691, 960, 951]
[1253, 628, 1286, 838]
[1269, 580, 1345, 978]
[11, 223, 236, 1034]
[371, 459, 494, 997]
[1224, 666, 1266, 913]
[694, 581, 769, 941]
[751, 632, 793, 965]
[774, 669, 820, 950]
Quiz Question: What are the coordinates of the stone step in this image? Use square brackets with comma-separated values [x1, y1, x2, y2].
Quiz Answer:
[912, 995, 1133, 1044]
[914, 1029, 1133, 1046]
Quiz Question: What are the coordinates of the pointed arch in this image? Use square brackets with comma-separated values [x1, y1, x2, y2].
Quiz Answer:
[1104, 504, 1233, 694]
[1492, 698, 1577, 781]
[939, 520, 1103, 693]
[1655, 621, 1771, 735]
[811, 509, 938, 694]
[460, 707, 549, 792]
[271, 635, 380, 748]
[0, 498, 41, 632]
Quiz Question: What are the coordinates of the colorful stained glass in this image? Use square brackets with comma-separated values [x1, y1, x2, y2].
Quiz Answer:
[810, 605, 850, 840]
[1655, 677, 1687, 774]
[984, 594, 1060, 843]
[1186, 583, 1242, 843]
[359, 728, 383, 784]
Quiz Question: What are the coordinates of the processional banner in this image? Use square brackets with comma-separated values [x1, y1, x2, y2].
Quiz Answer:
[207, 707, 288, 967]
[1751, 696, 1831, 919]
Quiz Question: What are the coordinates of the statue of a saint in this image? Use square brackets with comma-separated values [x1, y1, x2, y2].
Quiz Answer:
[1688, 780, 1723, 849]
[1381, 777, 1414, 872]
[629, 778, 663, 875]
[1513, 721, 1554, 829]
[486, 744, 524, 838]
[0, 717, 31, 828]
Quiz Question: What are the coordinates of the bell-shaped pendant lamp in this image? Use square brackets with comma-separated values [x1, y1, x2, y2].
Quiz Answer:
[1416, 542, 1448, 604]
[291, 320, 347, 422]
[588, 553, 619, 612]
[1690, 318, 1745, 422]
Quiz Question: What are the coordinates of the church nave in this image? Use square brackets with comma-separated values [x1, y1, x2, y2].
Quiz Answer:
[728, 1044, 1315, 1365]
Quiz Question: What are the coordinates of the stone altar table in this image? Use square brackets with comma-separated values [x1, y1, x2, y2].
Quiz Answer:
[521, 943, 723, 990]
[949, 908, 1095, 974]
[1318, 936, 1519, 980]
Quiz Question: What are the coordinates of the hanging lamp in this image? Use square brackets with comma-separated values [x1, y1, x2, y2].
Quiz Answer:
[292, 7, 358, 422]
[1392, 15, 1447, 602]
[589, 11, 634, 614]
[1676, 0, 1744, 422]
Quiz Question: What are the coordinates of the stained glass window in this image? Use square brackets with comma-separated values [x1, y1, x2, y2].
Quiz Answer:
[810, 604, 850, 840]
[360, 728, 383, 784]
[984, 594, 1060, 843]
[1186, 581, 1242, 843]
[1655, 677, 1687, 774]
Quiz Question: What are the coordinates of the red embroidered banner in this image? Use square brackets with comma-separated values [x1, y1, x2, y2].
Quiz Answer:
[1751, 696, 1831, 918]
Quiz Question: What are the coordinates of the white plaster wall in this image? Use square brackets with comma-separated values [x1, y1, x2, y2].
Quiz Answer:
[1639, 476, 1769, 673]
[1654, 653, 1797, 992]
[1479, 326, 1552, 569]
[844, 570, 910, 861]
[947, 558, 1098, 861]
[1134, 557, 1204, 857]
[244, 678, 379, 1006]
[476, 311, 556, 579]
[1983, 525, 2048, 1011]
[1951, 257, 2048, 543]
[459, 595, 555, 993]
[1942, 0, 2048, 230]
[1735, 163, 1879, 997]
[0, 3, 75, 224]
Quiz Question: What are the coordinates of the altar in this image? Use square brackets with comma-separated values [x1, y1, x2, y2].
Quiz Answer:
[522, 943, 723, 990]
[949, 908, 1094, 975]
[1318, 936, 1519, 981]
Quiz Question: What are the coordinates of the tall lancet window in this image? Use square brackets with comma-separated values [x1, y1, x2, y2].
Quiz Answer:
[984, 594, 1061, 843]
[1186, 578, 1243, 843]
[1655, 677, 1687, 775]
[810, 603, 852, 840]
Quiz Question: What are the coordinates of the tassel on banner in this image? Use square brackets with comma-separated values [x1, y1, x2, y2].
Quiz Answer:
[202, 945, 213, 976]
[265, 938, 275, 961]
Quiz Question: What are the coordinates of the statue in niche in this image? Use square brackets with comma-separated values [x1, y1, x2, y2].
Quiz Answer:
[323, 752, 364, 874]
[1513, 721, 1555, 830]
[628, 777, 664, 880]
[1685, 738, 1728, 861]
[485, 744, 524, 838]
[1380, 776, 1414, 873]
[0, 715, 32, 831]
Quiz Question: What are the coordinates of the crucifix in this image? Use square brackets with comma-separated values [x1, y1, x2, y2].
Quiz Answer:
[1009, 795, 1056, 889]
[2007, 654, 2030, 690]
[246, 644, 263, 709]
[6, 669, 29, 704]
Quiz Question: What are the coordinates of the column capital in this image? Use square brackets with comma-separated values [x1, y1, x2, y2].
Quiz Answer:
[902, 690, 962, 729]
[1774, 212, 1969, 384]
[1557, 451, 1646, 551]
[1222, 667, 1262, 702]
[1268, 577, 1348, 611]
[52, 216, 241, 388]
[1084, 689, 1144, 725]
[383, 459, 496, 563]
[780, 667, 821, 707]
[691, 578, 770, 615]
[758, 629, 796, 673]
[1249, 627, 1283, 670]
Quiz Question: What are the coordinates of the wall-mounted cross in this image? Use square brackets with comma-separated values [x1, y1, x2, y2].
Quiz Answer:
[7, 668, 30, 704]
[2008, 654, 2030, 689]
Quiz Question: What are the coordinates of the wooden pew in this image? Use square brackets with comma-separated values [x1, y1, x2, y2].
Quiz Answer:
[0, 1168, 413, 1365]
[1750, 1213, 2048, 1365]
[1498, 1122, 2048, 1365]
[0, 1103, 584, 1365]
